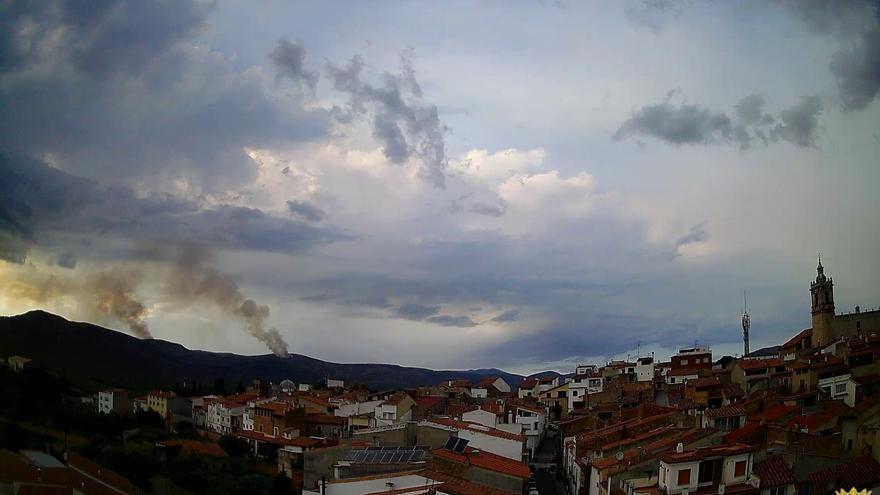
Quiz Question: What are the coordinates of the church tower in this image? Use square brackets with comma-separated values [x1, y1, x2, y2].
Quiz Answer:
[810, 257, 835, 347]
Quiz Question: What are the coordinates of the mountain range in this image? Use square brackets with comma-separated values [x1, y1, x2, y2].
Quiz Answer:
[0, 310, 527, 392]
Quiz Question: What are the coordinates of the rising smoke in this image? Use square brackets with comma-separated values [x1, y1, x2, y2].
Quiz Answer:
[164, 245, 289, 357]
[5, 268, 152, 339]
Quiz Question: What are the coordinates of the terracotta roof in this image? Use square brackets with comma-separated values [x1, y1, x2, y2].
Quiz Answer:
[148, 390, 176, 399]
[446, 404, 479, 418]
[808, 455, 880, 494]
[591, 428, 709, 470]
[415, 396, 444, 408]
[692, 377, 721, 388]
[425, 418, 524, 442]
[430, 448, 530, 479]
[476, 376, 500, 387]
[66, 452, 140, 495]
[236, 430, 331, 449]
[422, 469, 519, 495]
[518, 378, 538, 389]
[736, 358, 784, 371]
[157, 440, 228, 457]
[781, 328, 812, 349]
[658, 443, 751, 464]
[722, 422, 761, 444]
[747, 404, 799, 423]
[754, 457, 795, 488]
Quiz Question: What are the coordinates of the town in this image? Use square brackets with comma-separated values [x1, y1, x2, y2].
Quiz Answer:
[0, 260, 878, 494]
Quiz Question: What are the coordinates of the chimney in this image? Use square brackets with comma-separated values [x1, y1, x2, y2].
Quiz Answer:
[676, 443, 684, 453]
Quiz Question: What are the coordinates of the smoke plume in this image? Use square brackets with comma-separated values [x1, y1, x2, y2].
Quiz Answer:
[5, 268, 152, 339]
[165, 245, 289, 357]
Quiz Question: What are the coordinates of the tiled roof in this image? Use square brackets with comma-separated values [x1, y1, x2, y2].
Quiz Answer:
[658, 443, 751, 464]
[424, 418, 524, 442]
[592, 428, 709, 470]
[747, 404, 799, 423]
[67, 452, 140, 495]
[421, 469, 519, 495]
[736, 358, 784, 371]
[430, 448, 530, 479]
[754, 457, 795, 488]
[691, 377, 721, 388]
[781, 328, 812, 349]
[722, 422, 761, 444]
[446, 404, 479, 418]
[518, 378, 538, 389]
[415, 396, 444, 408]
[476, 376, 499, 387]
[808, 455, 880, 494]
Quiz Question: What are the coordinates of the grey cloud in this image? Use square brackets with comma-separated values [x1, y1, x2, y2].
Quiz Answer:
[287, 200, 326, 222]
[830, 28, 880, 110]
[425, 315, 478, 327]
[770, 96, 823, 147]
[625, 0, 687, 34]
[0, 0, 330, 193]
[776, 0, 878, 35]
[0, 154, 346, 263]
[468, 202, 507, 217]
[448, 193, 507, 217]
[55, 251, 78, 269]
[615, 93, 822, 149]
[326, 53, 449, 188]
[392, 303, 441, 320]
[668, 223, 708, 259]
[613, 102, 733, 145]
[269, 38, 318, 91]
[491, 309, 520, 322]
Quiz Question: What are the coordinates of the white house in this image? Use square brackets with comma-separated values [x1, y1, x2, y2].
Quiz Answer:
[206, 396, 249, 435]
[635, 357, 655, 382]
[656, 444, 754, 495]
[517, 378, 540, 398]
[515, 405, 546, 458]
[817, 373, 851, 401]
[97, 389, 129, 415]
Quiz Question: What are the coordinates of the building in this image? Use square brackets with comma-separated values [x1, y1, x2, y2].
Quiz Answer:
[810, 259, 880, 348]
[6, 355, 32, 372]
[753, 457, 796, 495]
[206, 394, 255, 434]
[97, 388, 130, 415]
[657, 443, 756, 495]
[422, 418, 525, 461]
[374, 393, 416, 427]
[514, 405, 545, 458]
[671, 348, 713, 371]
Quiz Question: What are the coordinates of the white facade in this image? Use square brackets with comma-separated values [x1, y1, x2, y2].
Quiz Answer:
[516, 406, 545, 458]
[470, 387, 488, 399]
[666, 372, 699, 385]
[206, 400, 246, 435]
[335, 400, 383, 418]
[374, 402, 412, 427]
[658, 452, 753, 495]
[818, 373, 851, 401]
[462, 408, 499, 428]
[97, 389, 128, 415]
[636, 357, 655, 382]
[326, 378, 345, 388]
[303, 473, 450, 495]
[421, 420, 524, 460]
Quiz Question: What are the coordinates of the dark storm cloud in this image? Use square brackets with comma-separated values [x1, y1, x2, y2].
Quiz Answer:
[614, 93, 822, 148]
[269, 38, 318, 91]
[775, 0, 880, 110]
[770, 96, 823, 147]
[613, 102, 733, 145]
[326, 53, 450, 188]
[425, 314, 478, 328]
[830, 29, 880, 110]
[287, 200, 326, 222]
[0, 154, 346, 263]
[0, 0, 329, 192]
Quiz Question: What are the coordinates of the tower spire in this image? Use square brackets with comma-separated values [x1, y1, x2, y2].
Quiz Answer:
[742, 290, 750, 356]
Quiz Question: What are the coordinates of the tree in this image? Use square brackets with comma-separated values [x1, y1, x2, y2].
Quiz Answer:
[213, 377, 227, 395]
[218, 434, 250, 458]
[270, 472, 293, 495]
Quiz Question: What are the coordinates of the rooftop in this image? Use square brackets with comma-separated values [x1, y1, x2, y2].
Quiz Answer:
[658, 443, 751, 464]
[431, 447, 530, 479]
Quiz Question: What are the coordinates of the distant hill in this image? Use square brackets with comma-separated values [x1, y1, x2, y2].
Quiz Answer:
[0, 311, 524, 392]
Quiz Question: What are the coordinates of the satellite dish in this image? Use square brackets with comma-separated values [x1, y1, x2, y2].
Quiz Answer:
[615, 450, 625, 461]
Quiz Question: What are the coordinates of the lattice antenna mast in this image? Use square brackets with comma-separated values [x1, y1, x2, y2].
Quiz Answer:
[742, 290, 751, 356]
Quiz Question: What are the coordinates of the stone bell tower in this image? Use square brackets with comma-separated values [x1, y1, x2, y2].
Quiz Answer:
[810, 256, 835, 347]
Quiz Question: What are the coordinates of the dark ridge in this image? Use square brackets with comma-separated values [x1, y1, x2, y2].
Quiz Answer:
[0, 310, 523, 392]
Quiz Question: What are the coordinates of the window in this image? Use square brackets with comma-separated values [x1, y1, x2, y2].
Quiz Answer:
[677, 469, 691, 486]
[572, 390, 578, 396]
[835, 383, 846, 394]
[681, 359, 688, 365]
[734, 460, 746, 477]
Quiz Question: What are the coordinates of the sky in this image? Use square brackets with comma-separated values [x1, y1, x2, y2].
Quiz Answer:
[1, 0, 879, 374]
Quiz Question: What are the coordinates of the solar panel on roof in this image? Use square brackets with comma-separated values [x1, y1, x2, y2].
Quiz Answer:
[452, 438, 469, 453]
[443, 436, 457, 450]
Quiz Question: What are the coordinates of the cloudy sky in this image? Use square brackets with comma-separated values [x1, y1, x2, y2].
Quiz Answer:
[1, 0, 879, 374]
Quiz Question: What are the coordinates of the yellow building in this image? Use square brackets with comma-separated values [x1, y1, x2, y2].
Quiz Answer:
[147, 391, 175, 420]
